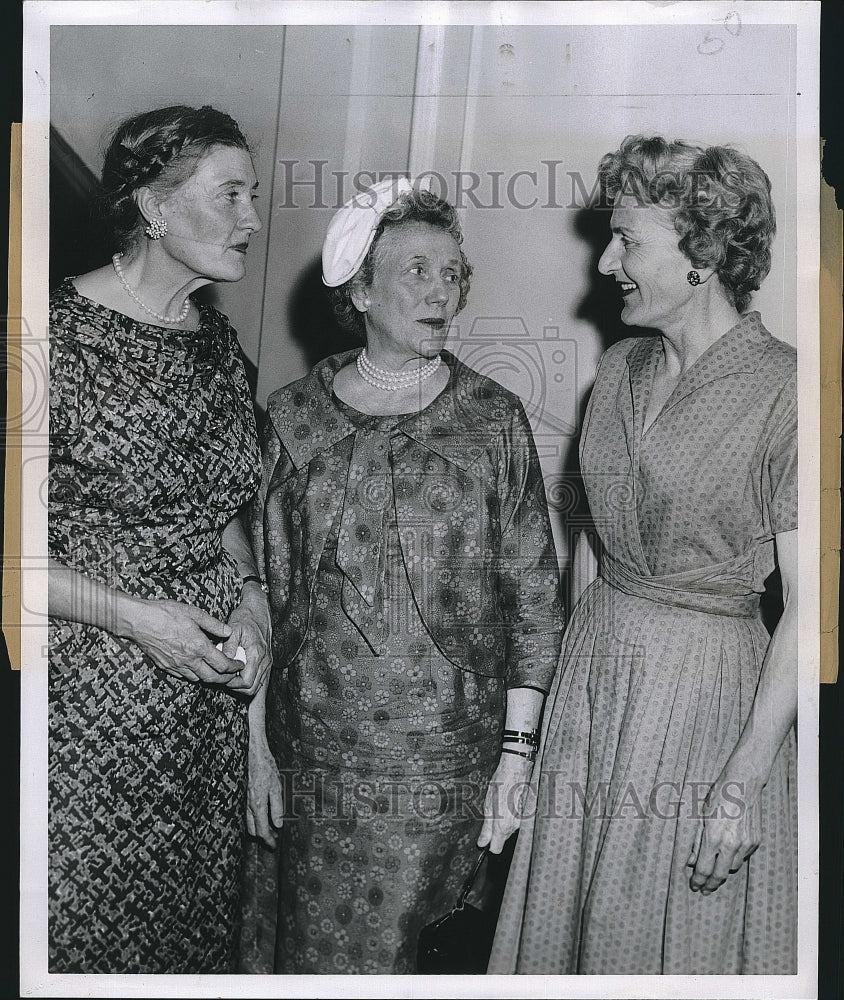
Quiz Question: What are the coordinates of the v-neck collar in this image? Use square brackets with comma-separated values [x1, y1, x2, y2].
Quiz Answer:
[626, 311, 772, 441]
[616, 311, 773, 578]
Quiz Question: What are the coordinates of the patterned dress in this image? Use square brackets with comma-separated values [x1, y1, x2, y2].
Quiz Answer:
[274, 492, 503, 974]
[48, 279, 261, 973]
[253, 352, 565, 973]
[489, 312, 798, 975]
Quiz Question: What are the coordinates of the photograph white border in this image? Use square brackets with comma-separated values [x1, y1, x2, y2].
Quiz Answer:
[20, 2, 821, 997]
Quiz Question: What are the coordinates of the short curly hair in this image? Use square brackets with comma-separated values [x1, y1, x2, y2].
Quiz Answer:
[597, 134, 775, 312]
[100, 105, 250, 252]
[328, 187, 473, 340]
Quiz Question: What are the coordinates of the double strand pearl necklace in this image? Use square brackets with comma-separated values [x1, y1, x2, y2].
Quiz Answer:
[112, 253, 191, 326]
[356, 348, 442, 392]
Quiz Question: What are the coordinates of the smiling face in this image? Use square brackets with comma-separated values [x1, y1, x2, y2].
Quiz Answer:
[154, 144, 261, 282]
[353, 222, 463, 364]
[597, 201, 698, 333]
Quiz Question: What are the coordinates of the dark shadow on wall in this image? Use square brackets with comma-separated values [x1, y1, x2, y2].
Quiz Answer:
[286, 257, 358, 368]
[552, 202, 633, 607]
[759, 567, 784, 636]
[49, 126, 111, 288]
[572, 201, 649, 354]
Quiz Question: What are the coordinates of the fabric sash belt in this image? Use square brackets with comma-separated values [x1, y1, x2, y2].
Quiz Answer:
[600, 553, 760, 618]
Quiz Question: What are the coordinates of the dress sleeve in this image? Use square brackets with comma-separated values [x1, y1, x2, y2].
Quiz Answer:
[577, 340, 631, 472]
[49, 307, 90, 565]
[763, 371, 797, 535]
[495, 401, 566, 692]
[220, 313, 257, 406]
[49, 319, 84, 444]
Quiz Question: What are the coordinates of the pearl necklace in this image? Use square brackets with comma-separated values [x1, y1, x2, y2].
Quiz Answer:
[112, 253, 191, 326]
[356, 348, 442, 391]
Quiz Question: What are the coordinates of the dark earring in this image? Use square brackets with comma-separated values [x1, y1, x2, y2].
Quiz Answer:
[687, 270, 701, 286]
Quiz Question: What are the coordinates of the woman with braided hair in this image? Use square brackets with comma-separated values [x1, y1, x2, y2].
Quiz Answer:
[48, 105, 269, 972]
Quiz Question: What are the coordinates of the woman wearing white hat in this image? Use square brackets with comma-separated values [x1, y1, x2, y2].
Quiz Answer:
[246, 179, 565, 973]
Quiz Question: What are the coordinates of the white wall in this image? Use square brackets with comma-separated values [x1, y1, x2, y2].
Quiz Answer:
[51, 24, 286, 366]
[50, 22, 799, 564]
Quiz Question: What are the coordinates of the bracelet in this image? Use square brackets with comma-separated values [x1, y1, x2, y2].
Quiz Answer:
[500, 746, 537, 763]
[502, 728, 538, 742]
[502, 735, 537, 747]
[502, 729, 538, 748]
[241, 574, 269, 594]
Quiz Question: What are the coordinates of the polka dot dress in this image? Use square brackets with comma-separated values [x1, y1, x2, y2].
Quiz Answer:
[489, 313, 797, 974]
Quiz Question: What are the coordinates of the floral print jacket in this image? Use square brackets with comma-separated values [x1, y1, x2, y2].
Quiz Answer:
[252, 349, 565, 691]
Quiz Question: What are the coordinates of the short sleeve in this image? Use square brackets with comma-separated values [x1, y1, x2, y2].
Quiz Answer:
[763, 373, 797, 534]
[578, 339, 636, 470]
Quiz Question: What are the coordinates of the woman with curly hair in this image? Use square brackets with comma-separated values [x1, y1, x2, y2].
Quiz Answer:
[49, 105, 269, 972]
[246, 178, 565, 972]
[489, 135, 796, 974]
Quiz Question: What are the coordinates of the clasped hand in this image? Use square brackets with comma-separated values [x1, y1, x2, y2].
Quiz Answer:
[223, 588, 272, 697]
[128, 592, 270, 696]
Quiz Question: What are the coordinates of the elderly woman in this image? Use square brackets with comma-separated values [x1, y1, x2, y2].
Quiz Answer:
[49, 105, 270, 973]
[489, 135, 797, 975]
[247, 179, 565, 973]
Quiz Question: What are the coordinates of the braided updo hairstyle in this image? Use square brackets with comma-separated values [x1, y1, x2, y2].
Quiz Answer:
[100, 105, 250, 251]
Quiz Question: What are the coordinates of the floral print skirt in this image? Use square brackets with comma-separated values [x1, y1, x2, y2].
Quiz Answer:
[268, 530, 505, 973]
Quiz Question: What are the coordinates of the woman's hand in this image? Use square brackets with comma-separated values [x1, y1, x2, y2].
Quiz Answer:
[686, 531, 796, 896]
[686, 777, 762, 895]
[247, 737, 285, 847]
[222, 582, 272, 698]
[477, 753, 535, 854]
[123, 598, 243, 685]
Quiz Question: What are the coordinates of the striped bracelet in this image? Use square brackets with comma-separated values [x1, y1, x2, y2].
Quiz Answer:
[500, 746, 537, 763]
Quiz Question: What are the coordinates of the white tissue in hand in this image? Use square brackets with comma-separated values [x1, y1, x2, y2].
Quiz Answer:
[215, 642, 247, 664]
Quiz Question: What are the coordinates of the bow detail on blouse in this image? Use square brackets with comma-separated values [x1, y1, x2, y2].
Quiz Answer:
[336, 427, 392, 606]
[334, 427, 393, 651]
